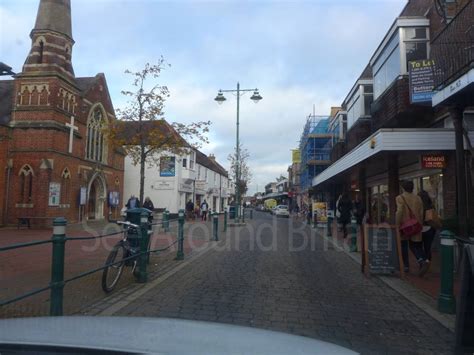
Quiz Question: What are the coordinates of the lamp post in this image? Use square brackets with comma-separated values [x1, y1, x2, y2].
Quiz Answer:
[215, 83, 262, 222]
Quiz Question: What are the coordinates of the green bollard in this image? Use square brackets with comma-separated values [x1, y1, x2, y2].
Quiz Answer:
[213, 212, 219, 241]
[50, 217, 67, 316]
[138, 211, 149, 283]
[250, 209, 253, 220]
[242, 207, 245, 223]
[223, 210, 228, 232]
[438, 230, 456, 314]
[327, 216, 333, 237]
[164, 210, 170, 233]
[176, 209, 185, 260]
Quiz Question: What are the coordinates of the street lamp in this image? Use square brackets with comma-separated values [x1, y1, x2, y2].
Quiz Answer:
[214, 82, 262, 222]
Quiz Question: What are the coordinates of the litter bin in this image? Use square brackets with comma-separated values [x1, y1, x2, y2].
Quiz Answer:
[229, 206, 236, 220]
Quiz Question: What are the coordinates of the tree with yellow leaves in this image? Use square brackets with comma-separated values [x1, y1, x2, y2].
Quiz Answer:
[109, 59, 210, 204]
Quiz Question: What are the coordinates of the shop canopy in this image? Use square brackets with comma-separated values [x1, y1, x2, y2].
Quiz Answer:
[312, 128, 474, 188]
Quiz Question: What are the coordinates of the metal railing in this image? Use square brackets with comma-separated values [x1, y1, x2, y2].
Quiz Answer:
[0, 211, 188, 316]
[431, 0, 474, 89]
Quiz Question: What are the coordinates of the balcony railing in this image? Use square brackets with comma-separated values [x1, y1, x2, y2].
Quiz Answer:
[431, 0, 474, 89]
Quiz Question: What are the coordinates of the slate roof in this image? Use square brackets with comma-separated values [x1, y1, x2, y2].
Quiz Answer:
[76, 77, 98, 93]
[119, 119, 189, 147]
[0, 80, 14, 125]
[195, 150, 228, 178]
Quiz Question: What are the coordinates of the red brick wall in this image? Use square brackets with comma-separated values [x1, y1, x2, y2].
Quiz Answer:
[4, 73, 125, 226]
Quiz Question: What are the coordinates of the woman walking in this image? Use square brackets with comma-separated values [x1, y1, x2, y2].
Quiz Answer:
[396, 181, 428, 276]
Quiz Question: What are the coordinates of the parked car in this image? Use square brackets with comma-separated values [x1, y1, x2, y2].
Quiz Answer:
[273, 205, 289, 217]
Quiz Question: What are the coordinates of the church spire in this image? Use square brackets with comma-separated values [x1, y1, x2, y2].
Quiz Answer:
[22, 0, 75, 79]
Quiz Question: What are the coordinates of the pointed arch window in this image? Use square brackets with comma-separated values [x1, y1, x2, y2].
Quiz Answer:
[19, 165, 34, 204]
[86, 107, 107, 163]
[61, 168, 71, 205]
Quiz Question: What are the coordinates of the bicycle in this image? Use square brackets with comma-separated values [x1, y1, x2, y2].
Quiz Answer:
[101, 220, 142, 293]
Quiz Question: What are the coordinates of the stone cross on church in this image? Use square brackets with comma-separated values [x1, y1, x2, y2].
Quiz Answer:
[65, 116, 78, 153]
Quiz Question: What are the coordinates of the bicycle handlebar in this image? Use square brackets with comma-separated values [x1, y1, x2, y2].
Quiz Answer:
[116, 220, 139, 229]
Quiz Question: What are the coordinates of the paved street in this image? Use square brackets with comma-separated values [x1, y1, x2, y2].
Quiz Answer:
[116, 212, 454, 354]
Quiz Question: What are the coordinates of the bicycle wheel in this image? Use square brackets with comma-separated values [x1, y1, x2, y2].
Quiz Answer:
[101, 241, 127, 293]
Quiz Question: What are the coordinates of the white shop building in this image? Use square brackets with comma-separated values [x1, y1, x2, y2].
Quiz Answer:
[124, 149, 233, 214]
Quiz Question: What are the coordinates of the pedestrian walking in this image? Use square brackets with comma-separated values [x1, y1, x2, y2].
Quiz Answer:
[200, 200, 209, 221]
[337, 193, 353, 238]
[186, 199, 195, 220]
[418, 190, 441, 264]
[306, 204, 312, 226]
[126, 195, 140, 209]
[143, 196, 154, 211]
[396, 180, 428, 276]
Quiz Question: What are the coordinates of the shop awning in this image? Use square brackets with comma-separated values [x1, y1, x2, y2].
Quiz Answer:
[432, 68, 474, 106]
[312, 128, 474, 188]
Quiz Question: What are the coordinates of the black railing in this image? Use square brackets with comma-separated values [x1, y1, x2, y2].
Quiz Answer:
[431, 0, 474, 89]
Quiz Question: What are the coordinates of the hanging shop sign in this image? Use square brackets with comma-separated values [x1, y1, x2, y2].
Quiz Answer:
[160, 156, 176, 177]
[48, 182, 61, 206]
[408, 59, 435, 104]
[421, 154, 446, 169]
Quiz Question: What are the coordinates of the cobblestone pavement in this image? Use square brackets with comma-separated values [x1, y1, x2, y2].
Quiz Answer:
[116, 212, 454, 354]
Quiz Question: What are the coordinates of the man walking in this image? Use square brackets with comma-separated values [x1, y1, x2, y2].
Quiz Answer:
[186, 199, 195, 220]
[200, 199, 209, 221]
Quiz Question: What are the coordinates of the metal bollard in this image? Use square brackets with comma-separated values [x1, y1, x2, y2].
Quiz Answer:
[164, 210, 170, 232]
[224, 210, 228, 232]
[213, 212, 219, 241]
[438, 230, 456, 314]
[327, 217, 333, 237]
[176, 209, 185, 260]
[50, 217, 67, 316]
[250, 209, 253, 220]
[242, 207, 245, 223]
[138, 212, 149, 283]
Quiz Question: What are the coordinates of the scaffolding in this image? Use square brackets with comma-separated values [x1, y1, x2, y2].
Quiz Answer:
[299, 115, 333, 192]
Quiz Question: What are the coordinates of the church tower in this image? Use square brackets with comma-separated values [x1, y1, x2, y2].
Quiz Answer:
[22, 0, 75, 80]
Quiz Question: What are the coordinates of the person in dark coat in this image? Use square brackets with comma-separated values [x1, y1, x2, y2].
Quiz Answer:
[186, 199, 195, 220]
[126, 195, 140, 209]
[143, 197, 154, 211]
[353, 193, 365, 226]
[337, 193, 353, 238]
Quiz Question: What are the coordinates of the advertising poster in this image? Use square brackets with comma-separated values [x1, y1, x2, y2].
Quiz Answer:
[109, 191, 120, 207]
[313, 202, 328, 223]
[292, 149, 301, 164]
[408, 59, 435, 104]
[48, 182, 61, 206]
[160, 156, 176, 177]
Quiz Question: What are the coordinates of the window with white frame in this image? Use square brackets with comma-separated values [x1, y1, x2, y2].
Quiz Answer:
[182, 158, 187, 168]
[190, 151, 195, 170]
[205, 168, 208, 181]
[373, 24, 429, 100]
[346, 84, 373, 130]
[198, 165, 201, 179]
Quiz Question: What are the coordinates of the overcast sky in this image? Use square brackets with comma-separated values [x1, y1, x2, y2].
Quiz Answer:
[1, 0, 406, 194]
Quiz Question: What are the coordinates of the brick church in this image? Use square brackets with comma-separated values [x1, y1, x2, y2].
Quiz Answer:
[0, 0, 125, 226]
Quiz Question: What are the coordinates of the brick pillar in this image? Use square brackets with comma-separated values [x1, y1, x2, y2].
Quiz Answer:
[387, 153, 399, 224]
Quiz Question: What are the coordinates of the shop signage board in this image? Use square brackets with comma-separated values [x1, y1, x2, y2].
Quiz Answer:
[313, 202, 328, 223]
[160, 156, 176, 177]
[151, 180, 174, 190]
[408, 59, 435, 104]
[364, 224, 404, 277]
[48, 182, 61, 206]
[292, 149, 301, 164]
[421, 154, 446, 169]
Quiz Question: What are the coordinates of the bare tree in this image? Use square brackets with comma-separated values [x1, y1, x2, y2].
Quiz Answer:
[228, 143, 252, 196]
[109, 60, 210, 203]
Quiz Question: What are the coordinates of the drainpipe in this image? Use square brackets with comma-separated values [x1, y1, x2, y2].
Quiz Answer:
[3, 159, 12, 225]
